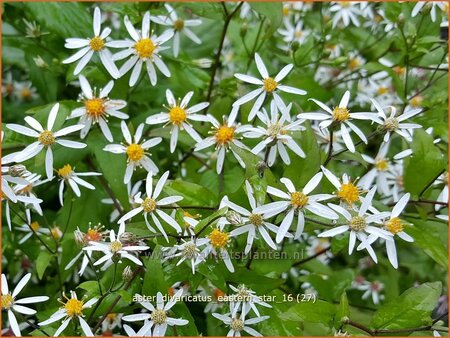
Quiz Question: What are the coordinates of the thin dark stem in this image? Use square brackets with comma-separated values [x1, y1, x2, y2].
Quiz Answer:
[60, 199, 73, 241]
[246, 17, 266, 71]
[323, 129, 334, 166]
[86, 253, 104, 296]
[419, 168, 446, 198]
[159, 205, 217, 210]
[195, 215, 223, 237]
[347, 320, 374, 336]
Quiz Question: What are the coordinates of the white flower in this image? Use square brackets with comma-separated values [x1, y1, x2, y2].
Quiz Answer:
[412, 1, 447, 22]
[359, 143, 392, 195]
[103, 121, 162, 184]
[39, 291, 97, 337]
[102, 180, 143, 222]
[194, 106, 251, 174]
[197, 227, 235, 272]
[226, 181, 283, 253]
[123, 321, 152, 336]
[318, 186, 393, 263]
[229, 284, 272, 319]
[277, 18, 310, 48]
[122, 289, 189, 336]
[353, 278, 384, 304]
[118, 171, 183, 241]
[329, 2, 361, 27]
[151, 4, 202, 57]
[63, 7, 120, 78]
[83, 222, 149, 268]
[69, 75, 128, 142]
[321, 165, 365, 207]
[16, 219, 50, 245]
[12, 173, 46, 216]
[1, 273, 49, 337]
[146, 89, 210, 153]
[233, 53, 306, 121]
[254, 173, 338, 242]
[163, 237, 209, 274]
[114, 12, 174, 86]
[14, 81, 38, 102]
[298, 91, 375, 153]
[212, 312, 269, 337]
[6, 103, 86, 179]
[370, 99, 422, 143]
[56, 164, 101, 206]
[244, 102, 305, 166]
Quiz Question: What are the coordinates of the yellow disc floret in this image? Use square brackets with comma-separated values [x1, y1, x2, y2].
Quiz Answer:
[174, 19, 185, 31]
[1, 293, 14, 309]
[349, 216, 366, 231]
[89, 36, 105, 52]
[290, 191, 309, 209]
[386, 217, 404, 234]
[375, 158, 389, 171]
[126, 144, 144, 162]
[337, 183, 360, 204]
[151, 309, 167, 325]
[248, 213, 263, 226]
[215, 125, 235, 145]
[142, 198, 157, 213]
[38, 130, 55, 146]
[135, 38, 156, 59]
[110, 240, 123, 253]
[30, 221, 40, 231]
[263, 77, 278, 93]
[208, 228, 229, 248]
[85, 98, 106, 119]
[332, 107, 350, 122]
[64, 298, 84, 317]
[169, 106, 187, 125]
[57, 164, 73, 179]
[230, 318, 245, 332]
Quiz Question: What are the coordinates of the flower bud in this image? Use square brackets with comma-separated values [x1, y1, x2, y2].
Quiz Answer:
[291, 41, 300, 52]
[226, 210, 243, 225]
[119, 232, 137, 245]
[122, 266, 133, 282]
[74, 228, 86, 246]
[240, 23, 248, 38]
[8, 165, 28, 177]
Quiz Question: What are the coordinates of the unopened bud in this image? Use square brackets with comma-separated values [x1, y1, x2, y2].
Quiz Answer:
[240, 23, 248, 38]
[119, 232, 137, 245]
[33, 56, 48, 69]
[122, 266, 133, 282]
[193, 58, 213, 69]
[226, 210, 243, 225]
[291, 41, 300, 52]
[74, 228, 86, 246]
[9, 164, 28, 177]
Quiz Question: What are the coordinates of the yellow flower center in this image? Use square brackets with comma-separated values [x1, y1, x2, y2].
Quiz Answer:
[208, 228, 229, 249]
[89, 36, 105, 52]
[64, 298, 84, 317]
[30, 221, 40, 231]
[230, 318, 245, 332]
[57, 164, 73, 179]
[213, 288, 225, 300]
[341, 2, 351, 7]
[409, 95, 423, 107]
[282, 6, 290, 16]
[295, 30, 303, 38]
[126, 144, 144, 162]
[174, 19, 185, 31]
[348, 58, 360, 70]
[21, 88, 32, 100]
[110, 240, 123, 253]
[290, 191, 309, 209]
[106, 313, 117, 322]
[142, 198, 157, 213]
[135, 38, 156, 59]
[349, 216, 366, 231]
[38, 130, 55, 146]
[337, 183, 360, 204]
[169, 106, 187, 125]
[332, 107, 350, 122]
[263, 77, 278, 93]
[267, 123, 287, 138]
[85, 229, 103, 242]
[376, 86, 389, 95]
[151, 309, 167, 325]
[386, 217, 404, 234]
[384, 117, 399, 132]
[51, 227, 62, 239]
[375, 158, 389, 171]
[182, 243, 197, 259]
[85, 98, 106, 119]
[215, 125, 235, 145]
[393, 66, 405, 76]
[248, 213, 263, 226]
[1, 294, 14, 309]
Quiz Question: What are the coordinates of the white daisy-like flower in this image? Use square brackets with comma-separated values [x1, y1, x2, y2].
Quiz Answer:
[151, 4, 202, 57]
[83, 222, 149, 268]
[56, 164, 101, 206]
[16, 219, 50, 245]
[321, 166, 365, 207]
[254, 173, 338, 243]
[102, 180, 143, 222]
[14, 81, 38, 102]
[101, 312, 123, 334]
[118, 171, 183, 241]
[122, 289, 189, 337]
[244, 102, 305, 166]
[69, 75, 128, 142]
[197, 226, 235, 272]
[229, 284, 272, 319]
[114, 12, 174, 86]
[362, 193, 414, 269]
[412, 1, 448, 22]
[359, 143, 392, 195]
[370, 99, 422, 143]
[384, 162, 404, 203]
[225, 181, 283, 254]
[194, 106, 251, 174]
[298, 91, 375, 153]
[38, 291, 97, 337]
[198, 283, 227, 313]
[103, 121, 162, 184]
[6, 103, 86, 179]
[123, 321, 152, 337]
[164, 237, 209, 274]
[13, 173, 46, 216]
[353, 278, 384, 305]
[277, 18, 310, 47]
[1, 273, 49, 337]
[146, 89, 210, 153]
[63, 7, 120, 78]
[212, 312, 269, 337]
[318, 186, 393, 263]
[233, 53, 306, 121]
[329, 2, 361, 27]
[312, 124, 346, 153]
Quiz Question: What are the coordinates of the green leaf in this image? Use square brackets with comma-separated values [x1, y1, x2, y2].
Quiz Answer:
[142, 246, 167, 295]
[36, 251, 53, 279]
[165, 179, 218, 207]
[404, 130, 446, 197]
[250, 2, 283, 38]
[280, 299, 336, 326]
[336, 292, 350, 326]
[370, 282, 442, 330]
[77, 281, 101, 296]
